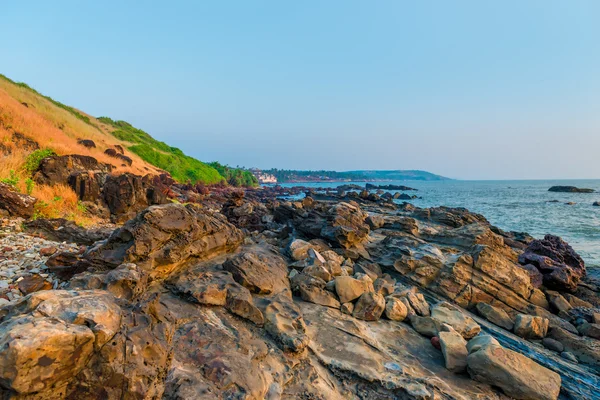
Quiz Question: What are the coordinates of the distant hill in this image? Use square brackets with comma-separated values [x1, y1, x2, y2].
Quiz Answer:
[349, 170, 450, 181]
[261, 169, 450, 183]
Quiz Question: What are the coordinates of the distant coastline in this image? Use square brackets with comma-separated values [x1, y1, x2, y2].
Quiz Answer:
[253, 169, 450, 184]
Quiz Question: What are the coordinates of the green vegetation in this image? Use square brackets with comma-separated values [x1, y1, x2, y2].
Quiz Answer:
[209, 162, 258, 187]
[25, 178, 34, 195]
[1, 170, 19, 188]
[98, 117, 256, 186]
[24, 148, 56, 174]
[0, 74, 96, 127]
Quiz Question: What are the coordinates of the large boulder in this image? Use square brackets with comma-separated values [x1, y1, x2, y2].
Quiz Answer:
[518, 235, 585, 292]
[0, 182, 36, 218]
[33, 155, 112, 186]
[467, 341, 561, 400]
[87, 203, 244, 278]
[223, 249, 289, 295]
[334, 275, 369, 303]
[102, 173, 168, 223]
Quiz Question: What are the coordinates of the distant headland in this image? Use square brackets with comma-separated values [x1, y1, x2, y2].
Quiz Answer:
[251, 169, 450, 184]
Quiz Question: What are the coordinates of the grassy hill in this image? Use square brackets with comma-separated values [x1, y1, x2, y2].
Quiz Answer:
[0, 73, 257, 222]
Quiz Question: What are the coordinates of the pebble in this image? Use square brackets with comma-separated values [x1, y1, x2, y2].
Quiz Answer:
[0, 218, 80, 304]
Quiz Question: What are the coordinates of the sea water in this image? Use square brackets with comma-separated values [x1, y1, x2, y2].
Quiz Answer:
[278, 179, 600, 268]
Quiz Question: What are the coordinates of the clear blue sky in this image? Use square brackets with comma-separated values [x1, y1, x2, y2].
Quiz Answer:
[2, 1, 599, 179]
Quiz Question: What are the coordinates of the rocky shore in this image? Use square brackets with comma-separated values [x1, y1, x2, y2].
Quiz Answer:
[0, 175, 599, 399]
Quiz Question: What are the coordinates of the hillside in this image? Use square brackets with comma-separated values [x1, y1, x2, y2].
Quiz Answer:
[0, 73, 257, 221]
[261, 168, 449, 183]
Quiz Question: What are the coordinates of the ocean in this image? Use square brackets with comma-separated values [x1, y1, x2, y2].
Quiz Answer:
[278, 179, 600, 268]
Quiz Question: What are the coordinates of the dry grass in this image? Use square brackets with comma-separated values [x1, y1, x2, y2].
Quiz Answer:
[0, 78, 161, 176]
[31, 183, 102, 226]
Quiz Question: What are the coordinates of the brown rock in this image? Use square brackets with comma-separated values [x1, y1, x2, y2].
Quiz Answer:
[514, 314, 549, 339]
[352, 291, 385, 321]
[0, 182, 37, 218]
[18, 274, 52, 295]
[223, 249, 289, 295]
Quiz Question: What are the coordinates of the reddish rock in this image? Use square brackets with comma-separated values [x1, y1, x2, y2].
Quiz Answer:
[431, 336, 441, 350]
[39, 246, 58, 257]
[18, 274, 52, 295]
[0, 183, 37, 219]
[519, 235, 585, 292]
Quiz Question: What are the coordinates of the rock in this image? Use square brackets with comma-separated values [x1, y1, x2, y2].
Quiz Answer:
[466, 335, 499, 353]
[547, 327, 600, 368]
[0, 316, 95, 394]
[578, 322, 600, 340]
[226, 284, 265, 325]
[299, 284, 340, 309]
[546, 291, 572, 315]
[341, 302, 354, 315]
[352, 291, 385, 321]
[258, 291, 309, 352]
[69, 263, 148, 301]
[518, 235, 585, 292]
[439, 330, 468, 372]
[366, 215, 385, 230]
[520, 263, 544, 288]
[223, 249, 289, 295]
[431, 302, 481, 339]
[430, 336, 441, 350]
[302, 264, 332, 282]
[529, 288, 550, 309]
[24, 218, 114, 245]
[514, 314, 549, 339]
[287, 239, 313, 261]
[39, 246, 58, 256]
[88, 203, 244, 279]
[548, 186, 594, 193]
[542, 338, 564, 353]
[18, 274, 52, 295]
[102, 173, 168, 222]
[409, 315, 439, 337]
[354, 262, 382, 281]
[593, 201, 600, 206]
[476, 302, 514, 331]
[407, 292, 430, 317]
[0, 182, 37, 218]
[561, 351, 578, 363]
[384, 296, 408, 321]
[334, 276, 367, 303]
[467, 341, 561, 400]
[77, 139, 96, 148]
[33, 154, 112, 186]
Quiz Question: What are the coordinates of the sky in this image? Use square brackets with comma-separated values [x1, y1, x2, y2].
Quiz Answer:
[2, 1, 599, 180]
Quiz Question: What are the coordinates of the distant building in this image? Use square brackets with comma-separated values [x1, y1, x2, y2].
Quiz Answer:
[250, 169, 277, 184]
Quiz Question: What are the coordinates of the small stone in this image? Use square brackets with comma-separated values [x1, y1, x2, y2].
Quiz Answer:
[341, 302, 354, 315]
[542, 338, 564, 353]
[39, 246, 57, 256]
[384, 297, 408, 321]
[561, 351, 578, 363]
[431, 336, 441, 350]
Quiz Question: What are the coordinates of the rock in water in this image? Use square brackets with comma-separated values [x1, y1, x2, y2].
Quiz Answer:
[467, 341, 561, 400]
[518, 234, 585, 292]
[548, 186, 594, 193]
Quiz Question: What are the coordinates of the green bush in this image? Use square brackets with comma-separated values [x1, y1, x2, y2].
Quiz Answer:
[1, 170, 19, 188]
[25, 178, 34, 195]
[208, 162, 258, 187]
[24, 148, 56, 174]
